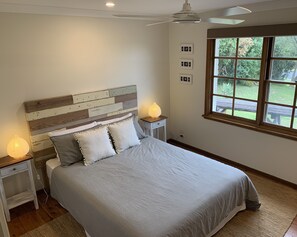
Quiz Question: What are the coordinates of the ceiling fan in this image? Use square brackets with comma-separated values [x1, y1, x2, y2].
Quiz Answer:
[114, 0, 252, 26]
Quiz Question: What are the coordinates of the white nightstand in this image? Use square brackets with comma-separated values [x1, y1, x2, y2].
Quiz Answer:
[0, 155, 39, 222]
[140, 116, 167, 142]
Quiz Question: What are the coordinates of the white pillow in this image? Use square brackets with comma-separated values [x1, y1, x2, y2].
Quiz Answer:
[108, 117, 140, 153]
[74, 126, 116, 166]
[48, 121, 98, 137]
[99, 113, 132, 126]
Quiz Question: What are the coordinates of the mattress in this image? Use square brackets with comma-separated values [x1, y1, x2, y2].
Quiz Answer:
[51, 137, 260, 237]
[46, 158, 61, 185]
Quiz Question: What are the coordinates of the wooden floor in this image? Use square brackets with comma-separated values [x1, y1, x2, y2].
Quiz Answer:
[8, 191, 67, 237]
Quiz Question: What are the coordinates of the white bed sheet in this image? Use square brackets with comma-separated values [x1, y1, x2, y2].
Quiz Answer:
[46, 158, 61, 185]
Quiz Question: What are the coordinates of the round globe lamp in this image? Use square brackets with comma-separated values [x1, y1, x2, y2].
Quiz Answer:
[7, 135, 29, 159]
[148, 102, 161, 119]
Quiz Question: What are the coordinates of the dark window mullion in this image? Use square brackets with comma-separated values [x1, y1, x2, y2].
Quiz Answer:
[232, 38, 239, 116]
[290, 83, 297, 128]
[265, 101, 295, 108]
[257, 37, 273, 125]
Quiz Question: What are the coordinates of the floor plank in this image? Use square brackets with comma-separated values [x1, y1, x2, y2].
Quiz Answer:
[8, 190, 66, 237]
[285, 215, 297, 237]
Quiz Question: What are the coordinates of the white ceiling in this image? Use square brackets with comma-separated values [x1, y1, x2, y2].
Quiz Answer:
[0, 0, 296, 18]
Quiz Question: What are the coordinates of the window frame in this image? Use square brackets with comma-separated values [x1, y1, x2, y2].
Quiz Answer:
[204, 26, 297, 141]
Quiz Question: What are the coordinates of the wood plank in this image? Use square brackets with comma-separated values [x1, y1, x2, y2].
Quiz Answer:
[73, 90, 109, 103]
[123, 99, 137, 110]
[26, 97, 115, 121]
[24, 95, 73, 113]
[32, 147, 56, 161]
[18, 209, 47, 232]
[107, 108, 138, 117]
[7, 216, 26, 237]
[31, 131, 61, 144]
[28, 110, 89, 131]
[39, 194, 67, 219]
[109, 85, 136, 97]
[31, 119, 96, 136]
[88, 103, 123, 117]
[31, 138, 53, 152]
[0, 155, 32, 169]
[115, 93, 137, 103]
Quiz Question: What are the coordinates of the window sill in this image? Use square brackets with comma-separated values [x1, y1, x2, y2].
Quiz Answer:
[203, 113, 297, 141]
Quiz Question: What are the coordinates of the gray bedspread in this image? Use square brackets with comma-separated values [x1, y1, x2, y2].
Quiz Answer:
[51, 137, 260, 237]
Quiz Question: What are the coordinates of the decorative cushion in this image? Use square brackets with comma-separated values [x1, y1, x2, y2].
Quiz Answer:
[49, 122, 98, 166]
[74, 126, 116, 166]
[108, 117, 140, 153]
[98, 113, 146, 140]
[133, 116, 147, 139]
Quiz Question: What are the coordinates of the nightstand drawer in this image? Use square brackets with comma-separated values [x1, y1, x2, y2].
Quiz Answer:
[151, 119, 166, 129]
[0, 162, 27, 177]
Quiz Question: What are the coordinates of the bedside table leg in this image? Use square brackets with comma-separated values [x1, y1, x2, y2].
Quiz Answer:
[164, 125, 167, 142]
[0, 180, 10, 222]
[27, 161, 39, 210]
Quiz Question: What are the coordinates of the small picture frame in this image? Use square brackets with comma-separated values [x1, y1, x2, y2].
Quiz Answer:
[180, 43, 194, 54]
[180, 59, 193, 69]
[179, 74, 193, 84]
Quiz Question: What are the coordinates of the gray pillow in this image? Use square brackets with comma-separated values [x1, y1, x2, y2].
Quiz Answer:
[133, 116, 147, 139]
[50, 125, 100, 166]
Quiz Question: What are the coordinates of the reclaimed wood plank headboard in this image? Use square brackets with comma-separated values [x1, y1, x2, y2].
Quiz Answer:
[24, 85, 138, 169]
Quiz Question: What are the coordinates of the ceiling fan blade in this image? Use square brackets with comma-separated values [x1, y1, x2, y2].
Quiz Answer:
[113, 14, 167, 19]
[200, 6, 251, 19]
[146, 20, 173, 27]
[217, 6, 251, 16]
[207, 18, 245, 25]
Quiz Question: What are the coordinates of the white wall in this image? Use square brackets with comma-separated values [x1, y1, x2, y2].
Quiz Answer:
[0, 13, 169, 195]
[169, 7, 297, 184]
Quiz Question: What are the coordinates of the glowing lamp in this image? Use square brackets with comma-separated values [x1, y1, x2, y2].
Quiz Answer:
[7, 135, 29, 159]
[148, 102, 161, 119]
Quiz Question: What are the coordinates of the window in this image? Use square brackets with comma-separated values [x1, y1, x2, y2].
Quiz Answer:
[204, 23, 297, 140]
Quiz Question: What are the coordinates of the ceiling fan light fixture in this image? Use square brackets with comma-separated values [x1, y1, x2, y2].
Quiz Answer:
[106, 2, 115, 8]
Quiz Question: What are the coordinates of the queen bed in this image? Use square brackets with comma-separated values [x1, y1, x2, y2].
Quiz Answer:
[24, 85, 260, 237]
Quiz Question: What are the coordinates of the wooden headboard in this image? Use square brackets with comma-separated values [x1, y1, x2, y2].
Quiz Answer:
[24, 85, 137, 169]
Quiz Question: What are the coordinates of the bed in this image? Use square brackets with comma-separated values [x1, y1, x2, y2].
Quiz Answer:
[24, 85, 260, 237]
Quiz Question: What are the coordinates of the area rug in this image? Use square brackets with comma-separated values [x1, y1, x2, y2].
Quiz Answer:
[21, 171, 297, 237]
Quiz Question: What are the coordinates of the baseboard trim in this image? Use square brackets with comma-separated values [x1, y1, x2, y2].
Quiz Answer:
[167, 139, 297, 190]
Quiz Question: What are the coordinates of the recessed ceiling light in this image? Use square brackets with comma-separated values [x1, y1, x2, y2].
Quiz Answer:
[106, 2, 115, 8]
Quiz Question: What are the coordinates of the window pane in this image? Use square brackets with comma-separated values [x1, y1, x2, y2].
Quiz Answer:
[214, 59, 235, 77]
[273, 36, 297, 58]
[234, 99, 257, 120]
[267, 83, 295, 106]
[215, 38, 236, 57]
[213, 78, 234, 96]
[235, 80, 259, 100]
[265, 104, 292, 128]
[212, 96, 232, 114]
[238, 37, 263, 58]
[236, 59, 261, 80]
[270, 60, 297, 81]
